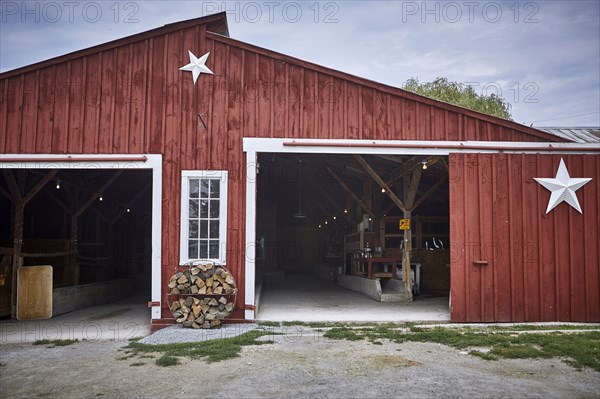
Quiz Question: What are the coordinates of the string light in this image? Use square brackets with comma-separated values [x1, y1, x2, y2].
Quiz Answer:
[55, 180, 61, 189]
[318, 224, 322, 228]
[344, 208, 348, 214]
[368, 217, 372, 221]
[99, 196, 103, 202]
[421, 160, 428, 170]
[381, 187, 386, 193]
[126, 208, 131, 213]
[324, 220, 328, 225]
[333, 216, 337, 220]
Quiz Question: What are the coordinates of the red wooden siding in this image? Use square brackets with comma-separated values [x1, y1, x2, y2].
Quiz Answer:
[449, 153, 600, 322]
[0, 15, 571, 319]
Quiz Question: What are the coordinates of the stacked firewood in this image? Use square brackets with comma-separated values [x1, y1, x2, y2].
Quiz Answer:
[168, 263, 237, 329]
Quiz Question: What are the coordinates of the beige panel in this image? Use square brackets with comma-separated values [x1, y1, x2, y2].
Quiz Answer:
[17, 265, 53, 320]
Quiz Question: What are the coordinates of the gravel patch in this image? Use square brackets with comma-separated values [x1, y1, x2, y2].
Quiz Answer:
[138, 323, 258, 345]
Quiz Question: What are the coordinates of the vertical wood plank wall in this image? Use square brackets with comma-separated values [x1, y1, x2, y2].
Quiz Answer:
[449, 153, 600, 322]
[1, 22, 581, 320]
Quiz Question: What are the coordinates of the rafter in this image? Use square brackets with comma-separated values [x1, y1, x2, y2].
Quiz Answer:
[326, 166, 374, 218]
[354, 155, 408, 212]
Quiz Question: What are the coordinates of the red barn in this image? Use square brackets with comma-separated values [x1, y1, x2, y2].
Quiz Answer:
[1, 12, 598, 326]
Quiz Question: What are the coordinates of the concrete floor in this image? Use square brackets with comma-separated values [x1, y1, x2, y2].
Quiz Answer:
[257, 273, 451, 322]
[0, 295, 151, 344]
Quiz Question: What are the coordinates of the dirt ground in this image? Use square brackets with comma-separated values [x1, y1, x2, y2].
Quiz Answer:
[1, 327, 599, 399]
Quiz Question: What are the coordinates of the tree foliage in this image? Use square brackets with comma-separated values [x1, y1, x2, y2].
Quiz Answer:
[402, 77, 512, 120]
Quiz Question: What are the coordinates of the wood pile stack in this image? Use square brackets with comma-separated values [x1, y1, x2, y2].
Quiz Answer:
[167, 263, 237, 329]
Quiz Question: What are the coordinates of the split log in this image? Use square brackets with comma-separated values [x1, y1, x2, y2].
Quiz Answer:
[168, 263, 238, 329]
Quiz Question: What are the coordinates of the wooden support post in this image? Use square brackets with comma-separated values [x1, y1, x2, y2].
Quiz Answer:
[402, 209, 413, 297]
[400, 167, 423, 299]
[2, 169, 58, 319]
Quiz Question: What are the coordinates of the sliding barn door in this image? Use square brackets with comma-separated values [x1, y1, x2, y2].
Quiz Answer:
[449, 153, 599, 323]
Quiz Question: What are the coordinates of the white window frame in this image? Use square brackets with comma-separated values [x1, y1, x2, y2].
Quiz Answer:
[180, 170, 228, 265]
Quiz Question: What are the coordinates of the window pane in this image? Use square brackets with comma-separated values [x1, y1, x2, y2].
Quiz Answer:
[208, 240, 219, 259]
[188, 240, 199, 259]
[189, 199, 199, 218]
[209, 220, 219, 239]
[210, 180, 220, 198]
[200, 200, 208, 218]
[199, 241, 208, 259]
[200, 180, 209, 198]
[210, 200, 220, 218]
[189, 220, 199, 239]
[200, 220, 208, 238]
[189, 179, 199, 198]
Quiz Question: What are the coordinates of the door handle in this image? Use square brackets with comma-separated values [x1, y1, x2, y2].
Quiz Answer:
[473, 260, 488, 265]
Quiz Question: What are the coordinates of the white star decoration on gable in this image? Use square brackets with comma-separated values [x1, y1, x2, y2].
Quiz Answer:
[534, 158, 592, 214]
[179, 50, 213, 84]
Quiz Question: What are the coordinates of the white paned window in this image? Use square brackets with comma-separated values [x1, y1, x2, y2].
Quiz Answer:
[180, 171, 228, 264]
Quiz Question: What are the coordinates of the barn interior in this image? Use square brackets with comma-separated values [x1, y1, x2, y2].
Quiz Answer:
[255, 153, 450, 318]
[0, 169, 153, 319]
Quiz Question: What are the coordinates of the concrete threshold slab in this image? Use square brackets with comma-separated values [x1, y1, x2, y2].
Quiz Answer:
[0, 296, 150, 344]
[138, 323, 259, 345]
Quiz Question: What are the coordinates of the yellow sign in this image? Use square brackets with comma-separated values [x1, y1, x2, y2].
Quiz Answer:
[399, 219, 410, 230]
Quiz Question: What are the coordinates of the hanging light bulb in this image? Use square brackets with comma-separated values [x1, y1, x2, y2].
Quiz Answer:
[421, 160, 428, 170]
[381, 187, 386, 193]
[344, 208, 348, 214]
[55, 180, 61, 189]
[333, 216, 337, 220]
[368, 217, 372, 222]
[126, 208, 131, 213]
[325, 220, 328, 225]
[99, 196, 103, 202]
[318, 224, 322, 228]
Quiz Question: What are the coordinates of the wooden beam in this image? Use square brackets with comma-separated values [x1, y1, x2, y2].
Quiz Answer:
[23, 170, 58, 204]
[326, 166, 374, 219]
[405, 167, 422, 208]
[353, 155, 408, 212]
[411, 175, 448, 211]
[110, 184, 150, 224]
[77, 170, 123, 217]
[0, 187, 11, 200]
[2, 170, 22, 201]
[315, 184, 351, 222]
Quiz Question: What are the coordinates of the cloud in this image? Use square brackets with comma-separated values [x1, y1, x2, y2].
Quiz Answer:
[1, 0, 598, 126]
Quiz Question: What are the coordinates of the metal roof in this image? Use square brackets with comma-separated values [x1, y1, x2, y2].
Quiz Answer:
[537, 127, 600, 144]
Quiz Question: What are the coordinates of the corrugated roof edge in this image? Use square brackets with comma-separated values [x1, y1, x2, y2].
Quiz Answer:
[537, 127, 600, 144]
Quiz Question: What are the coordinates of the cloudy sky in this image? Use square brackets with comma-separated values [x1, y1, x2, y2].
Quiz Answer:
[1, 0, 599, 127]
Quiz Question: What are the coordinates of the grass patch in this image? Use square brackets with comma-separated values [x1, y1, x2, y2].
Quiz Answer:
[258, 321, 280, 327]
[33, 339, 78, 347]
[323, 326, 600, 371]
[129, 362, 145, 367]
[155, 355, 179, 367]
[127, 330, 273, 363]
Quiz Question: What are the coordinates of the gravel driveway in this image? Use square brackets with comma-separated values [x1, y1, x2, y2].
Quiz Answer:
[1, 327, 598, 399]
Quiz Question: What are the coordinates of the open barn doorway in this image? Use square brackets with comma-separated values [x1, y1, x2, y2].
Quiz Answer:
[254, 152, 450, 321]
[0, 167, 155, 321]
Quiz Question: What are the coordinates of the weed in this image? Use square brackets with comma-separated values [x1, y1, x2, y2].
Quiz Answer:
[155, 355, 180, 367]
[130, 362, 145, 367]
[127, 330, 273, 363]
[33, 339, 78, 347]
[324, 325, 600, 371]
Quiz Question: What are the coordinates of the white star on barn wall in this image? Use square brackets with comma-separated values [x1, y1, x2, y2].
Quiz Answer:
[534, 158, 592, 214]
[179, 51, 213, 84]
